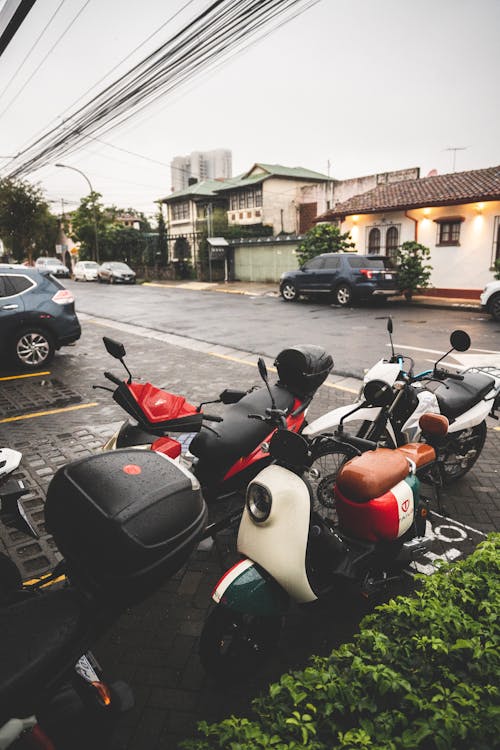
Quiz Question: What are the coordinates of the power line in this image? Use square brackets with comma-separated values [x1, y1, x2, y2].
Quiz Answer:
[4, 0, 319, 179]
[0, 0, 66, 105]
[0, 0, 92, 122]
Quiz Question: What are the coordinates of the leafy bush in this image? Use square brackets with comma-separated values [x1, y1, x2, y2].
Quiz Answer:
[297, 224, 355, 265]
[494, 259, 500, 280]
[396, 241, 433, 300]
[185, 535, 500, 750]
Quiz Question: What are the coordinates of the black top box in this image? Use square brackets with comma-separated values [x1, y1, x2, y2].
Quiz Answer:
[274, 345, 334, 398]
[45, 450, 207, 604]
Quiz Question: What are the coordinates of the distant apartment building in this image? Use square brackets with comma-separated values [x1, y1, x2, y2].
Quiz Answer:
[170, 148, 232, 191]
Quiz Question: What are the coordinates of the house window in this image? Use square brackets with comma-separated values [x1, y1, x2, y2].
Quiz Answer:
[386, 226, 399, 259]
[368, 227, 381, 254]
[436, 217, 463, 246]
[493, 216, 500, 264]
[238, 193, 245, 209]
[255, 186, 263, 207]
[255, 210, 261, 217]
[172, 202, 189, 221]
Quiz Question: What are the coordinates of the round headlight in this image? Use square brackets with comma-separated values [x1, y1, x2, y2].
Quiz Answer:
[246, 482, 272, 522]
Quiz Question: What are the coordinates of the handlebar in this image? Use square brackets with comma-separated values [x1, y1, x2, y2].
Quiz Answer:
[338, 432, 378, 451]
[436, 370, 464, 382]
[104, 371, 123, 386]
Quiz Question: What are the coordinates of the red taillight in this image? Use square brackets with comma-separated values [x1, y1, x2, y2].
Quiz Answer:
[52, 289, 74, 305]
[359, 268, 373, 279]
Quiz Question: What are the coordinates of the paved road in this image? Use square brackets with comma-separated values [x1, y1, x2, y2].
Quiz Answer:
[0, 293, 499, 749]
[68, 280, 500, 378]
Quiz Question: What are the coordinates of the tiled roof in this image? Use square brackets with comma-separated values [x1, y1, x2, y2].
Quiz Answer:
[317, 165, 500, 220]
[214, 163, 329, 192]
[158, 179, 227, 202]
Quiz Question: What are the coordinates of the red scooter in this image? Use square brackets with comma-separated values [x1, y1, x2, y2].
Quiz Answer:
[96, 337, 333, 503]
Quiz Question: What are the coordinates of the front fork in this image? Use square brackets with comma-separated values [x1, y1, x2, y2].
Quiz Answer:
[212, 558, 289, 617]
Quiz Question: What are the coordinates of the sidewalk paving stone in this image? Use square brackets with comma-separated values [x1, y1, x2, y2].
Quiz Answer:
[0, 316, 497, 748]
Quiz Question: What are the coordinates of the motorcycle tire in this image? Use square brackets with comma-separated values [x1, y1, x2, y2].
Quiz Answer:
[305, 440, 358, 524]
[199, 606, 282, 682]
[438, 421, 487, 484]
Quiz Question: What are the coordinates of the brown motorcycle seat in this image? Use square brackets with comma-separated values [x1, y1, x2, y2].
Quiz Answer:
[336, 448, 409, 503]
[395, 442, 436, 469]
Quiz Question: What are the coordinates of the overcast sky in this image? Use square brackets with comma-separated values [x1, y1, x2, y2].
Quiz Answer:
[0, 0, 499, 217]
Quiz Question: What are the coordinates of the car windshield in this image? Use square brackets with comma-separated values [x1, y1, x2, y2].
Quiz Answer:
[84, 262, 99, 268]
[108, 262, 131, 270]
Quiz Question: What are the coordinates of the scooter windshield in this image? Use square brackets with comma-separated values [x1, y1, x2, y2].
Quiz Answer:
[127, 383, 198, 423]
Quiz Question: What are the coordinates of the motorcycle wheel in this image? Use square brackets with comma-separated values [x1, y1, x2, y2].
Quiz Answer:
[439, 421, 487, 484]
[305, 440, 358, 524]
[199, 606, 282, 682]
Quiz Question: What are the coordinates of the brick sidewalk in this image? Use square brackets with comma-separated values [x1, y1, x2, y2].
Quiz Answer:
[0, 319, 498, 748]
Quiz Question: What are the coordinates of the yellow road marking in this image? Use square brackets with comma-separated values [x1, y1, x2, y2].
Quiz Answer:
[23, 574, 66, 588]
[0, 371, 50, 381]
[0, 402, 99, 424]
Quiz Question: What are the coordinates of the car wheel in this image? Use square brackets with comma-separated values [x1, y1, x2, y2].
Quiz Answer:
[74, 276, 78, 282]
[333, 283, 352, 306]
[12, 328, 55, 369]
[488, 293, 500, 321]
[280, 281, 298, 301]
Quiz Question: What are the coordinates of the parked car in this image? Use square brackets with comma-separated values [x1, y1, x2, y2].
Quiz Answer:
[97, 262, 136, 284]
[279, 253, 399, 306]
[35, 256, 70, 278]
[0, 265, 81, 369]
[480, 279, 500, 321]
[74, 260, 99, 281]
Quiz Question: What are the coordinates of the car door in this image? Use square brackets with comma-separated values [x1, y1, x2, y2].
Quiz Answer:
[297, 256, 325, 293]
[0, 274, 26, 352]
[315, 254, 341, 292]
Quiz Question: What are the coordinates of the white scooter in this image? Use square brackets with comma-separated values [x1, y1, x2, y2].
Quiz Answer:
[303, 324, 500, 508]
[199, 368, 449, 681]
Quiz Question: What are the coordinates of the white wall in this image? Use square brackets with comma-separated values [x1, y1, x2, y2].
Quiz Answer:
[341, 200, 500, 291]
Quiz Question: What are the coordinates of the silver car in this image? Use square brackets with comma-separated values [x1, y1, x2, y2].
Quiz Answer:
[35, 257, 70, 278]
[97, 262, 136, 285]
[74, 260, 99, 281]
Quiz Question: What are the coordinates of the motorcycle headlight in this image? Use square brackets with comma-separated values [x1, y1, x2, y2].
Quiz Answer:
[246, 482, 272, 522]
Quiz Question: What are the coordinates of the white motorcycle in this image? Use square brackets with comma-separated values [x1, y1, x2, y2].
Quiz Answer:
[302, 323, 500, 515]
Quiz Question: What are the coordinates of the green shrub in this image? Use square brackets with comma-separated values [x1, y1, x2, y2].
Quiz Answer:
[184, 535, 500, 750]
[494, 259, 500, 280]
[296, 225, 355, 265]
[396, 241, 432, 300]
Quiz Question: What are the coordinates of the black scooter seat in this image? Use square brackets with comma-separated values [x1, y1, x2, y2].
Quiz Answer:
[189, 384, 296, 482]
[431, 372, 494, 420]
[0, 588, 83, 722]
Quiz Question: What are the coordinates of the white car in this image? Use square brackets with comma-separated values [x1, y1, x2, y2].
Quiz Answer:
[35, 257, 70, 278]
[74, 260, 99, 281]
[480, 279, 500, 321]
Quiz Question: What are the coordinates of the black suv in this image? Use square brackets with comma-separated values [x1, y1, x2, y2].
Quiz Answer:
[280, 253, 399, 306]
[0, 265, 81, 369]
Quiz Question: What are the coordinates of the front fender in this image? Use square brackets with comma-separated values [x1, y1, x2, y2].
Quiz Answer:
[212, 558, 289, 616]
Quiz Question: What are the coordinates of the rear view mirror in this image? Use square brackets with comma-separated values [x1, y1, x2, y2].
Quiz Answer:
[219, 388, 246, 405]
[103, 337, 126, 360]
[258, 357, 269, 384]
[450, 330, 471, 352]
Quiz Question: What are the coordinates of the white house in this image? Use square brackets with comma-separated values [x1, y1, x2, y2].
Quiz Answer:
[316, 165, 500, 298]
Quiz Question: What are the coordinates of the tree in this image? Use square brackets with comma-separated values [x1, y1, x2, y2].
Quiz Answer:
[396, 240, 433, 300]
[494, 258, 500, 280]
[296, 224, 355, 265]
[70, 191, 106, 261]
[0, 178, 58, 262]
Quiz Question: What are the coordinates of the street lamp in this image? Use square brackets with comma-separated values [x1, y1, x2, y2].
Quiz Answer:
[55, 163, 100, 263]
